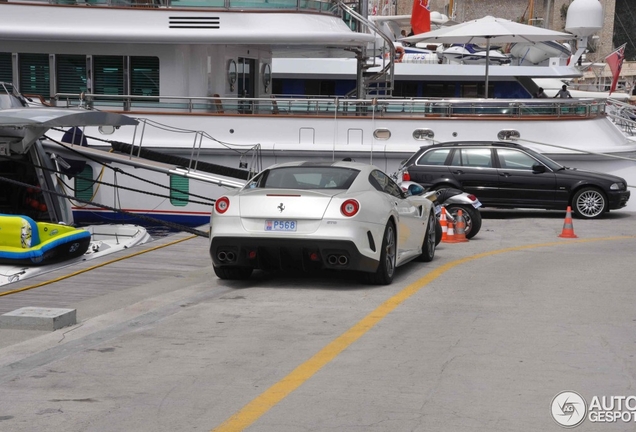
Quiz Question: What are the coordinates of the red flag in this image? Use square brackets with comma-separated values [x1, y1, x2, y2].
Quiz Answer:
[605, 44, 626, 95]
[410, 0, 431, 35]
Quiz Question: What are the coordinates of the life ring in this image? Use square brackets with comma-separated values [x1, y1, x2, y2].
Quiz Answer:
[384, 47, 405, 63]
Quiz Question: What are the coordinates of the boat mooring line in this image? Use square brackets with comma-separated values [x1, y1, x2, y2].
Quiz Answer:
[212, 235, 636, 432]
[0, 235, 198, 298]
[518, 137, 636, 162]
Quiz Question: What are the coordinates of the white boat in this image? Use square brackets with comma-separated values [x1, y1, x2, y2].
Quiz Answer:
[0, 83, 152, 286]
[0, 0, 634, 225]
[0, 223, 150, 286]
[510, 41, 572, 66]
[440, 44, 511, 65]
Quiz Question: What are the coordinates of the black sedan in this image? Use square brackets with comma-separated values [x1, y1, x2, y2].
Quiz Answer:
[395, 141, 630, 219]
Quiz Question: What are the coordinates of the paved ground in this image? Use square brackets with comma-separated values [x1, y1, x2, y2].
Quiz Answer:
[0, 209, 634, 431]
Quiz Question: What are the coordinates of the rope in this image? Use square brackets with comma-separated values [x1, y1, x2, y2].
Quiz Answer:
[0, 174, 210, 238]
[1, 153, 214, 207]
[43, 135, 217, 204]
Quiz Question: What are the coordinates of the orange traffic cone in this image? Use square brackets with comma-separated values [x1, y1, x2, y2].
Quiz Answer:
[558, 206, 578, 238]
[454, 209, 469, 242]
[443, 220, 458, 243]
[440, 207, 448, 242]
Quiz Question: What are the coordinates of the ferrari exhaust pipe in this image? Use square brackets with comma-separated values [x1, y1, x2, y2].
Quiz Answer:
[226, 251, 235, 262]
[217, 251, 227, 262]
[338, 255, 348, 265]
[327, 255, 338, 265]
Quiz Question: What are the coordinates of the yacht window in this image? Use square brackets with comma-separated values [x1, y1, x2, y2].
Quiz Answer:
[423, 83, 455, 98]
[131, 56, 159, 98]
[94, 56, 125, 96]
[19, 53, 49, 97]
[373, 129, 391, 140]
[0, 53, 12, 83]
[75, 165, 94, 202]
[57, 55, 87, 97]
[170, 174, 189, 207]
[394, 81, 420, 97]
[460, 82, 494, 98]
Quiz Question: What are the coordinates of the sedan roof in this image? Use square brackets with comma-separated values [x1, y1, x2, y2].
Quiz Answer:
[420, 141, 525, 150]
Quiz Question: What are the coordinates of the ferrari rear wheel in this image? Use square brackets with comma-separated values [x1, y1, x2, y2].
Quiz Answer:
[364, 221, 396, 285]
[416, 212, 436, 262]
[213, 265, 253, 280]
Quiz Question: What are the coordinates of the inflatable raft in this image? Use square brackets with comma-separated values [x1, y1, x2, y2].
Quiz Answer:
[0, 215, 91, 265]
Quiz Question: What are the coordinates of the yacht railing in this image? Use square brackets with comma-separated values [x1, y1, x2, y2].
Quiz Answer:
[605, 98, 636, 136]
[53, 93, 608, 119]
[5, 0, 336, 13]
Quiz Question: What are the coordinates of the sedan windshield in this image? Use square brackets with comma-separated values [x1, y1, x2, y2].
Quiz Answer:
[250, 167, 360, 190]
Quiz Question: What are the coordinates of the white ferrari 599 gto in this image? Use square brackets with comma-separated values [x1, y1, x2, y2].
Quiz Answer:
[209, 161, 437, 285]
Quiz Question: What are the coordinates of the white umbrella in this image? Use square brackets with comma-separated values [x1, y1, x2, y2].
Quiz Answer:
[401, 16, 573, 97]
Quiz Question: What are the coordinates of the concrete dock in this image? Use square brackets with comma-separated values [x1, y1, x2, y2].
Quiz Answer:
[0, 209, 634, 431]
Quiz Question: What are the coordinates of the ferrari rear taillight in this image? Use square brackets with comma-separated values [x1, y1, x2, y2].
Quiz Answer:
[340, 199, 360, 217]
[402, 171, 411, 181]
[215, 196, 230, 214]
[467, 194, 477, 201]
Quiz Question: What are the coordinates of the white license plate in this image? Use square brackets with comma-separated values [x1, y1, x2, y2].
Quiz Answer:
[473, 200, 482, 209]
[265, 220, 297, 231]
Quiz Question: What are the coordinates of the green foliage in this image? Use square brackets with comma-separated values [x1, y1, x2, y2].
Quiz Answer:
[614, 0, 636, 61]
[559, 2, 570, 22]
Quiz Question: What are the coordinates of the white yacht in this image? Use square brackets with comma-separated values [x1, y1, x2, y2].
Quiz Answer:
[0, 0, 634, 226]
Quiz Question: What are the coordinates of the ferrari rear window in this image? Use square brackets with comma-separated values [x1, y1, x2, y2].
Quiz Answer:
[255, 167, 360, 190]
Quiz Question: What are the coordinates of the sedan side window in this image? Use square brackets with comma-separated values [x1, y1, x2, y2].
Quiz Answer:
[459, 149, 493, 168]
[497, 149, 539, 170]
[416, 149, 451, 166]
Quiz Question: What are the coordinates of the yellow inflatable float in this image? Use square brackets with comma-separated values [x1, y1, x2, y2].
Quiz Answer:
[0, 215, 91, 265]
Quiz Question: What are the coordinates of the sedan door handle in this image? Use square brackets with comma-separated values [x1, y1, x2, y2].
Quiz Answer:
[451, 170, 464, 175]
[499, 172, 511, 177]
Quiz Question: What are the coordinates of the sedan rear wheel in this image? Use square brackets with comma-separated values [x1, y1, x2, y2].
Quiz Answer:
[572, 187, 607, 219]
[213, 265, 253, 280]
[416, 212, 436, 262]
[364, 222, 396, 285]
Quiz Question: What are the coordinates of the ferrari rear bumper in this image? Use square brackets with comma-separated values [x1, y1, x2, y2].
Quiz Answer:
[210, 237, 379, 273]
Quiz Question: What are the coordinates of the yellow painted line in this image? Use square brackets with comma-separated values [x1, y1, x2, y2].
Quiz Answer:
[213, 235, 636, 432]
[0, 234, 199, 297]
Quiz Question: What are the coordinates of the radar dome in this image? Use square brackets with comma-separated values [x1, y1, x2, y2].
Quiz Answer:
[565, 0, 603, 37]
[430, 11, 449, 24]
